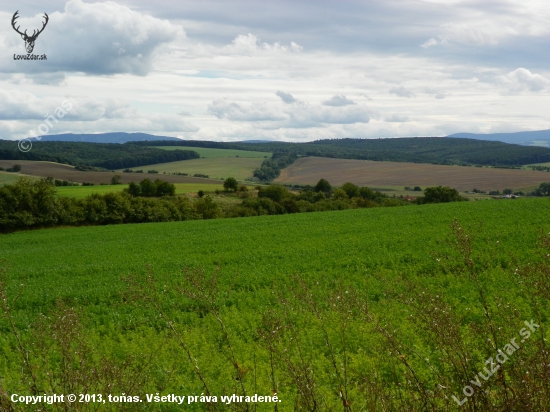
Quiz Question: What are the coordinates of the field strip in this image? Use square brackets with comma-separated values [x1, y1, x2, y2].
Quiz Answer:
[0, 160, 222, 185]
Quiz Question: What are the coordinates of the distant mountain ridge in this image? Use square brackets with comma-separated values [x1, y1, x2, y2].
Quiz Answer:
[447, 130, 550, 147]
[37, 133, 181, 144]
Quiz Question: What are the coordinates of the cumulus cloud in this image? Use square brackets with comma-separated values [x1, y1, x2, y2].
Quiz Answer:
[207, 98, 372, 128]
[389, 86, 415, 98]
[207, 100, 286, 122]
[421, 22, 502, 49]
[385, 114, 409, 123]
[425, 87, 449, 99]
[0, 90, 198, 139]
[276, 90, 296, 104]
[2, 0, 183, 75]
[222, 34, 302, 55]
[499, 68, 550, 93]
[322, 95, 356, 106]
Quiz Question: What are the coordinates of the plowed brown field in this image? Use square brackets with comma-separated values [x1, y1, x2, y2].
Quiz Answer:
[275, 157, 550, 191]
[0, 160, 222, 185]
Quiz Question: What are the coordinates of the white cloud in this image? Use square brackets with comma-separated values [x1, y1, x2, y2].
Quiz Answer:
[222, 33, 302, 55]
[206, 98, 372, 128]
[498, 68, 550, 93]
[2, 0, 183, 75]
[389, 86, 415, 98]
[385, 114, 409, 123]
[276, 90, 296, 104]
[425, 87, 449, 99]
[322, 95, 356, 106]
[207, 99, 286, 122]
[0, 89, 198, 139]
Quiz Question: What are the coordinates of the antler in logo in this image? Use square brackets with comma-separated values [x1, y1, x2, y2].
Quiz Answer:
[12, 11, 49, 54]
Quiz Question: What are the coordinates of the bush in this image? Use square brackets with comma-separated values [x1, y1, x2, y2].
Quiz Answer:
[417, 186, 468, 204]
[341, 182, 360, 199]
[197, 190, 205, 198]
[6, 164, 21, 173]
[258, 185, 291, 202]
[194, 195, 219, 219]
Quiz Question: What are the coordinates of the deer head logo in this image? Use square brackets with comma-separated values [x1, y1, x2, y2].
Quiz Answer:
[11, 11, 49, 54]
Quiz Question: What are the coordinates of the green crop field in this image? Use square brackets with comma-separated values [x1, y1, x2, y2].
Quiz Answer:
[123, 157, 264, 181]
[0, 172, 37, 185]
[152, 146, 272, 159]
[1, 200, 550, 410]
[56, 183, 227, 198]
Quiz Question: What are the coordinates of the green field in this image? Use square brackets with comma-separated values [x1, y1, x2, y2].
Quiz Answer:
[0, 171, 37, 185]
[152, 146, 272, 159]
[1, 199, 550, 410]
[56, 183, 227, 198]
[123, 157, 264, 181]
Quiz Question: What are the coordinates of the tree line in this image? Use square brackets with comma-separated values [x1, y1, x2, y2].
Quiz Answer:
[0, 177, 473, 233]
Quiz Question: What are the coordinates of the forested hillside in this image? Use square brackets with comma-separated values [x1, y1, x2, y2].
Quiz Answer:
[0, 141, 199, 169]
[138, 137, 550, 166]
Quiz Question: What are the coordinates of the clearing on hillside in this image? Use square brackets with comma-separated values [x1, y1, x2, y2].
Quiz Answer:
[276, 157, 550, 192]
[124, 157, 263, 181]
[152, 146, 271, 159]
[0, 160, 222, 185]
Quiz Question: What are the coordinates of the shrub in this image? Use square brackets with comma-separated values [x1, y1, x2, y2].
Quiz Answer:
[258, 185, 291, 202]
[417, 186, 468, 204]
[332, 188, 348, 201]
[6, 164, 21, 173]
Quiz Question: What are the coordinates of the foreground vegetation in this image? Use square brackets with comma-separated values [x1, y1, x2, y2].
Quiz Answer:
[1, 177, 472, 232]
[1, 199, 549, 411]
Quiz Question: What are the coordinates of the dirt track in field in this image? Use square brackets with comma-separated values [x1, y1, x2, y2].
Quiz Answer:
[275, 157, 550, 191]
[0, 160, 222, 185]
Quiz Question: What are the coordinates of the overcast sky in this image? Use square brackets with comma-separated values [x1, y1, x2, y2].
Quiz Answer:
[1, 0, 549, 141]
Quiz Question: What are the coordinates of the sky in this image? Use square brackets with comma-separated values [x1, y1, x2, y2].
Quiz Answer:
[0, 0, 549, 142]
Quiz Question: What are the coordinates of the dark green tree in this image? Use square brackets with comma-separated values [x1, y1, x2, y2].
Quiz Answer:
[155, 179, 176, 196]
[341, 182, 360, 199]
[127, 182, 141, 197]
[194, 195, 219, 219]
[139, 178, 157, 197]
[314, 178, 331, 194]
[258, 185, 291, 202]
[224, 177, 238, 192]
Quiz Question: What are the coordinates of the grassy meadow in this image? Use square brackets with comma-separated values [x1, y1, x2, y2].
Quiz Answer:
[0, 171, 37, 185]
[1, 199, 550, 410]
